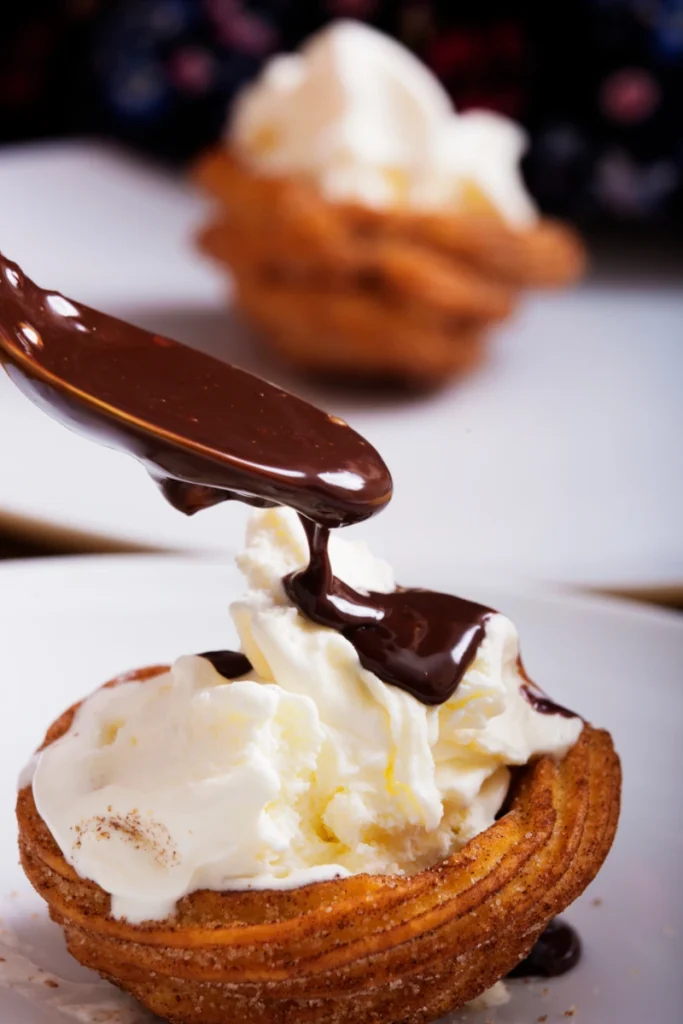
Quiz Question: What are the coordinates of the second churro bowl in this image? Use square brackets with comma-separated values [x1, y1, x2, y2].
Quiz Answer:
[195, 22, 585, 385]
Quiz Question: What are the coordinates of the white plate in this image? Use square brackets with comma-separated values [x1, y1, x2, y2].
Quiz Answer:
[1, 142, 682, 592]
[0, 553, 681, 1023]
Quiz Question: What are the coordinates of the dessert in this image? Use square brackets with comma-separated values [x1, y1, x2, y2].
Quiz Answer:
[195, 21, 585, 384]
[2, 252, 620, 1024]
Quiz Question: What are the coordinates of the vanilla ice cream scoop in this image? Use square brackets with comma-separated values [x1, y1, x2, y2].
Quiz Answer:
[230, 20, 537, 225]
[29, 508, 581, 923]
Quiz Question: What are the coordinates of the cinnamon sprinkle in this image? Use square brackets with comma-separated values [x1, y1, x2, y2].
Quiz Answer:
[71, 811, 179, 867]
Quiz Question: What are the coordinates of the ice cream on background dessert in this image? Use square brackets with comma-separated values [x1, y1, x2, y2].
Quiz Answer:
[28, 507, 582, 924]
[3, 252, 619, 1024]
[230, 21, 536, 224]
[196, 20, 585, 383]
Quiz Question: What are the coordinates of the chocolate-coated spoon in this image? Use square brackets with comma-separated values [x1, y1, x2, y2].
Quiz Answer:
[0, 253, 392, 527]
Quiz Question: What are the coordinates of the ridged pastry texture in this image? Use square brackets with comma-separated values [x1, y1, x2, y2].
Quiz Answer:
[17, 667, 620, 1024]
[195, 152, 585, 384]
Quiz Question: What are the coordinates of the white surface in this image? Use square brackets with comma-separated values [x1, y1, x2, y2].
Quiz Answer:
[0, 141, 682, 588]
[1, 553, 682, 1023]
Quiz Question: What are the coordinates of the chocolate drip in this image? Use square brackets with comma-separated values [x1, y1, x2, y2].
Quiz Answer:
[0, 254, 391, 527]
[0, 253, 574, 713]
[199, 651, 253, 680]
[516, 658, 577, 718]
[285, 516, 493, 705]
[508, 919, 582, 978]
[521, 685, 577, 718]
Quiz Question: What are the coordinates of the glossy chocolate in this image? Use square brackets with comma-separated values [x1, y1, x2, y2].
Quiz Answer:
[285, 517, 494, 705]
[521, 685, 577, 718]
[0, 254, 391, 527]
[199, 651, 253, 679]
[509, 919, 582, 978]
[0, 253, 570, 711]
[517, 658, 577, 718]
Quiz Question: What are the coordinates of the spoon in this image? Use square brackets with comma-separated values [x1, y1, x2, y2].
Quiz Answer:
[0, 253, 392, 527]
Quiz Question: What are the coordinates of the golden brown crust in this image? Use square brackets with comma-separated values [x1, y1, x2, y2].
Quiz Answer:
[193, 151, 586, 383]
[17, 666, 620, 1024]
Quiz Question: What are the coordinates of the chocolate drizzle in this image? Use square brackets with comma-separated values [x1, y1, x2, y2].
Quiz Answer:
[517, 658, 577, 718]
[508, 919, 582, 978]
[0, 253, 391, 527]
[521, 685, 577, 718]
[0, 252, 575, 712]
[284, 516, 494, 705]
[199, 651, 253, 680]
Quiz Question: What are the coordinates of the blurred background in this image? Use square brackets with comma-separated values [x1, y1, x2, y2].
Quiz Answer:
[3, 0, 683, 224]
[0, 0, 681, 606]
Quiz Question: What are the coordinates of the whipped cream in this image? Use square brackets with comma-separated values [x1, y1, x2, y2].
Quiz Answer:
[29, 508, 581, 923]
[230, 21, 537, 226]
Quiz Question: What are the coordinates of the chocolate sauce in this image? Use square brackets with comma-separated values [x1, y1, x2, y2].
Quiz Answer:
[0, 254, 391, 527]
[521, 685, 577, 718]
[508, 919, 582, 978]
[0, 253, 571, 712]
[284, 517, 494, 705]
[516, 658, 577, 718]
[199, 651, 253, 680]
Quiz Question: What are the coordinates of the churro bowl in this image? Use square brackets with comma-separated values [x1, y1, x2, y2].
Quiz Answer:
[195, 151, 585, 385]
[18, 666, 620, 1024]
